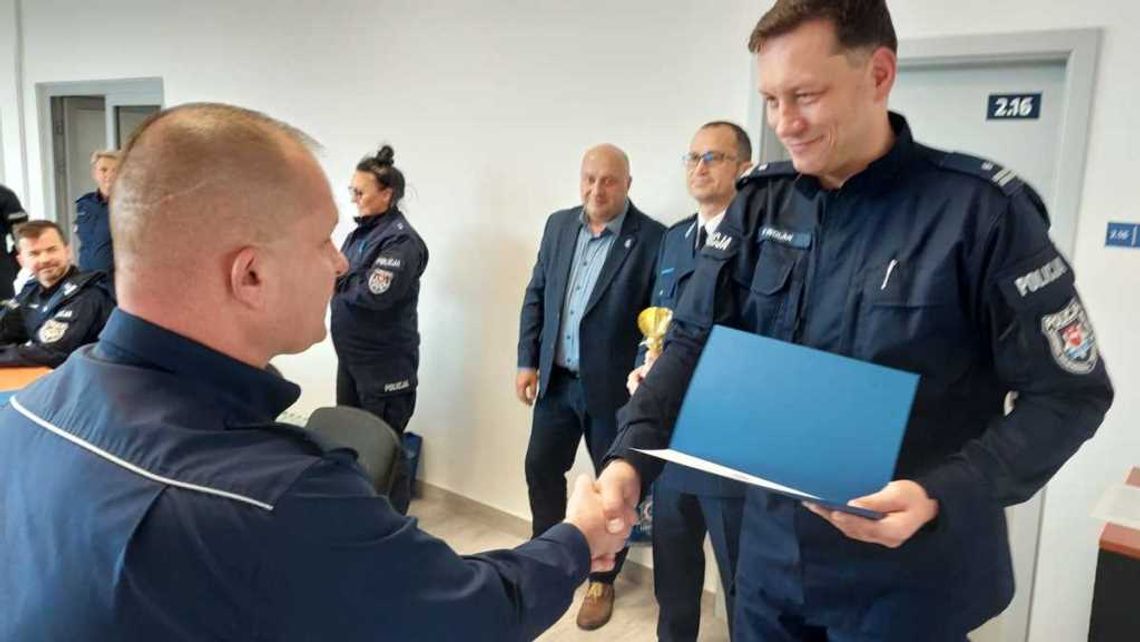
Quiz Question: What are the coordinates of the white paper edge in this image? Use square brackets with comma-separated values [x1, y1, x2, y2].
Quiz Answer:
[634, 448, 821, 500]
[1091, 483, 1140, 531]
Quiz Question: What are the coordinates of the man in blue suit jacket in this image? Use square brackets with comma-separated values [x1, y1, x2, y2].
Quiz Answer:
[516, 144, 664, 630]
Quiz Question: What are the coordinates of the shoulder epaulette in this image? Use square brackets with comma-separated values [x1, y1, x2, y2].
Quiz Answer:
[938, 151, 1025, 196]
[737, 160, 796, 188]
[666, 213, 698, 232]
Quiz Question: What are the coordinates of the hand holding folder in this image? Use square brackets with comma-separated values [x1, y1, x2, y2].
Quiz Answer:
[637, 325, 923, 526]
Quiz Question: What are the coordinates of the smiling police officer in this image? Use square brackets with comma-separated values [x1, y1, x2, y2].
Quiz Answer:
[0, 220, 113, 367]
[598, 1, 1115, 640]
[331, 144, 428, 515]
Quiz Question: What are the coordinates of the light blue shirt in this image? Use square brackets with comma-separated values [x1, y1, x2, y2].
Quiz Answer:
[554, 203, 629, 371]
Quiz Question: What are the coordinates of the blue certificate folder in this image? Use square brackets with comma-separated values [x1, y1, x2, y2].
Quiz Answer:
[637, 325, 919, 520]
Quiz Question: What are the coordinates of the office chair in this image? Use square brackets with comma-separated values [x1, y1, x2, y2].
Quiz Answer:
[306, 406, 402, 497]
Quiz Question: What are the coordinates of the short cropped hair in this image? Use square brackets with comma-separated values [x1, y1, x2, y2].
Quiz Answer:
[700, 121, 753, 162]
[748, 0, 898, 55]
[14, 220, 65, 244]
[90, 150, 121, 166]
[111, 102, 320, 263]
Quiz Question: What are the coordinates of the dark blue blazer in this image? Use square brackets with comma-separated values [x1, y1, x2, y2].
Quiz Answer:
[518, 203, 664, 420]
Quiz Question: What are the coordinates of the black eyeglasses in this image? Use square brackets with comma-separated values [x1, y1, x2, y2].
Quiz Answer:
[347, 186, 365, 199]
[682, 151, 737, 168]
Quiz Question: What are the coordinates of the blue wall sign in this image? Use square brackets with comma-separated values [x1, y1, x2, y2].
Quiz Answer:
[1105, 222, 1139, 248]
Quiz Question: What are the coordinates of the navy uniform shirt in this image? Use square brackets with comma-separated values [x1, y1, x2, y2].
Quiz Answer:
[644, 214, 744, 498]
[0, 184, 29, 299]
[0, 310, 589, 641]
[75, 190, 115, 275]
[331, 209, 428, 395]
[610, 113, 1114, 631]
[0, 266, 113, 367]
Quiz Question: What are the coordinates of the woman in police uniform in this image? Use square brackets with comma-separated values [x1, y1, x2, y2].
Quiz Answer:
[330, 145, 428, 514]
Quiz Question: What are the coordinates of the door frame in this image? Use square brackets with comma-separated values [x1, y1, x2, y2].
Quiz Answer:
[34, 77, 163, 228]
[748, 28, 1102, 642]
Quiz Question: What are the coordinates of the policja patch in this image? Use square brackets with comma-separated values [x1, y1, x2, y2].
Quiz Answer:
[368, 268, 393, 295]
[38, 319, 70, 344]
[1041, 298, 1098, 375]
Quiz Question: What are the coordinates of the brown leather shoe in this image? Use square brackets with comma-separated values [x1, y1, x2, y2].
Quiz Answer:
[576, 581, 615, 630]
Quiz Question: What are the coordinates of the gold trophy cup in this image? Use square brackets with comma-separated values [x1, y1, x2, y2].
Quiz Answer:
[637, 306, 674, 364]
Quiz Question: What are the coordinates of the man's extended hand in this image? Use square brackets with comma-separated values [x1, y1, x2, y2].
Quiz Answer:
[804, 480, 939, 549]
[515, 368, 538, 406]
[596, 459, 641, 536]
[564, 475, 630, 572]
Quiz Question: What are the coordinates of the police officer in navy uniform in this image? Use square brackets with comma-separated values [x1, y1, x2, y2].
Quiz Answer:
[626, 122, 753, 642]
[0, 220, 113, 368]
[0, 183, 30, 299]
[598, 2, 1115, 640]
[331, 144, 427, 514]
[516, 144, 665, 630]
[0, 103, 630, 641]
[74, 150, 120, 278]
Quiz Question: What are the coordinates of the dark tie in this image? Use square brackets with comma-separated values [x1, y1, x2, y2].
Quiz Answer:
[697, 226, 708, 250]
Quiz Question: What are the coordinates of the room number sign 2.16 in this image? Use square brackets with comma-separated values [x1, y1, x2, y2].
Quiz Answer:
[987, 93, 1042, 120]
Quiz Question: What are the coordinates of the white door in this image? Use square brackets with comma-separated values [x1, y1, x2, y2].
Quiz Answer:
[38, 78, 163, 233]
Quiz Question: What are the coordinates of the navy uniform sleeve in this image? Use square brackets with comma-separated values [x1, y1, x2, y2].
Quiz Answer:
[336, 235, 424, 312]
[0, 186, 28, 237]
[257, 459, 590, 641]
[608, 208, 749, 491]
[917, 186, 1114, 521]
[0, 291, 111, 367]
[0, 300, 28, 344]
[517, 216, 554, 369]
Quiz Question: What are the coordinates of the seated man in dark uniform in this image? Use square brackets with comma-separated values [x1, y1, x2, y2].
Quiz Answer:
[0, 103, 628, 642]
[0, 220, 113, 367]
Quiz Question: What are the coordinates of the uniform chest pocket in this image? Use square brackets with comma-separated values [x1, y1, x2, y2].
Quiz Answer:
[855, 261, 969, 372]
[738, 245, 800, 338]
[655, 267, 694, 309]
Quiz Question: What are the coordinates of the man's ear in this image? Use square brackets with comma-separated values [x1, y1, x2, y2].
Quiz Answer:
[229, 245, 265, 309]
[869, 46, 897, 104]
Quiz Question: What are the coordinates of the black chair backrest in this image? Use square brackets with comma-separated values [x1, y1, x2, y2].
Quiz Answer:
[306, 406, 401, 496]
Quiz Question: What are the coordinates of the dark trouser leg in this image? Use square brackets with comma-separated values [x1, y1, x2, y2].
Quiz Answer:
[653, 485, 707, 641]
[732, 601, 827, 642]
[336, 362, 360, 407]
[524, 372, 584, 538]
[581, 397, 627, 584]
[700, 494, 745, 638]
[341, 362, 417, 514]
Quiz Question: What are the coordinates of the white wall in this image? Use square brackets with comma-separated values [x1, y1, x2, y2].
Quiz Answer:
[0, 0, 21, 188]
[2, 1, 1137, 639]
[4, 0, 758, 518]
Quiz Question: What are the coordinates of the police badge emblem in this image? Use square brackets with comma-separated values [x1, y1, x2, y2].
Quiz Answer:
[38, 319, 69, 344]
[1040, 298, 1098, 375]
[368, 268, 393, 294]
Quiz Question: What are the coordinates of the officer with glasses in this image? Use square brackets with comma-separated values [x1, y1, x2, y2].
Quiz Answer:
[628, 121, 753, 641]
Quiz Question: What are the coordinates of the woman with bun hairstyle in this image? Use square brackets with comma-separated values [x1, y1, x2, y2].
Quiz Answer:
[330, 144, 428, 514]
